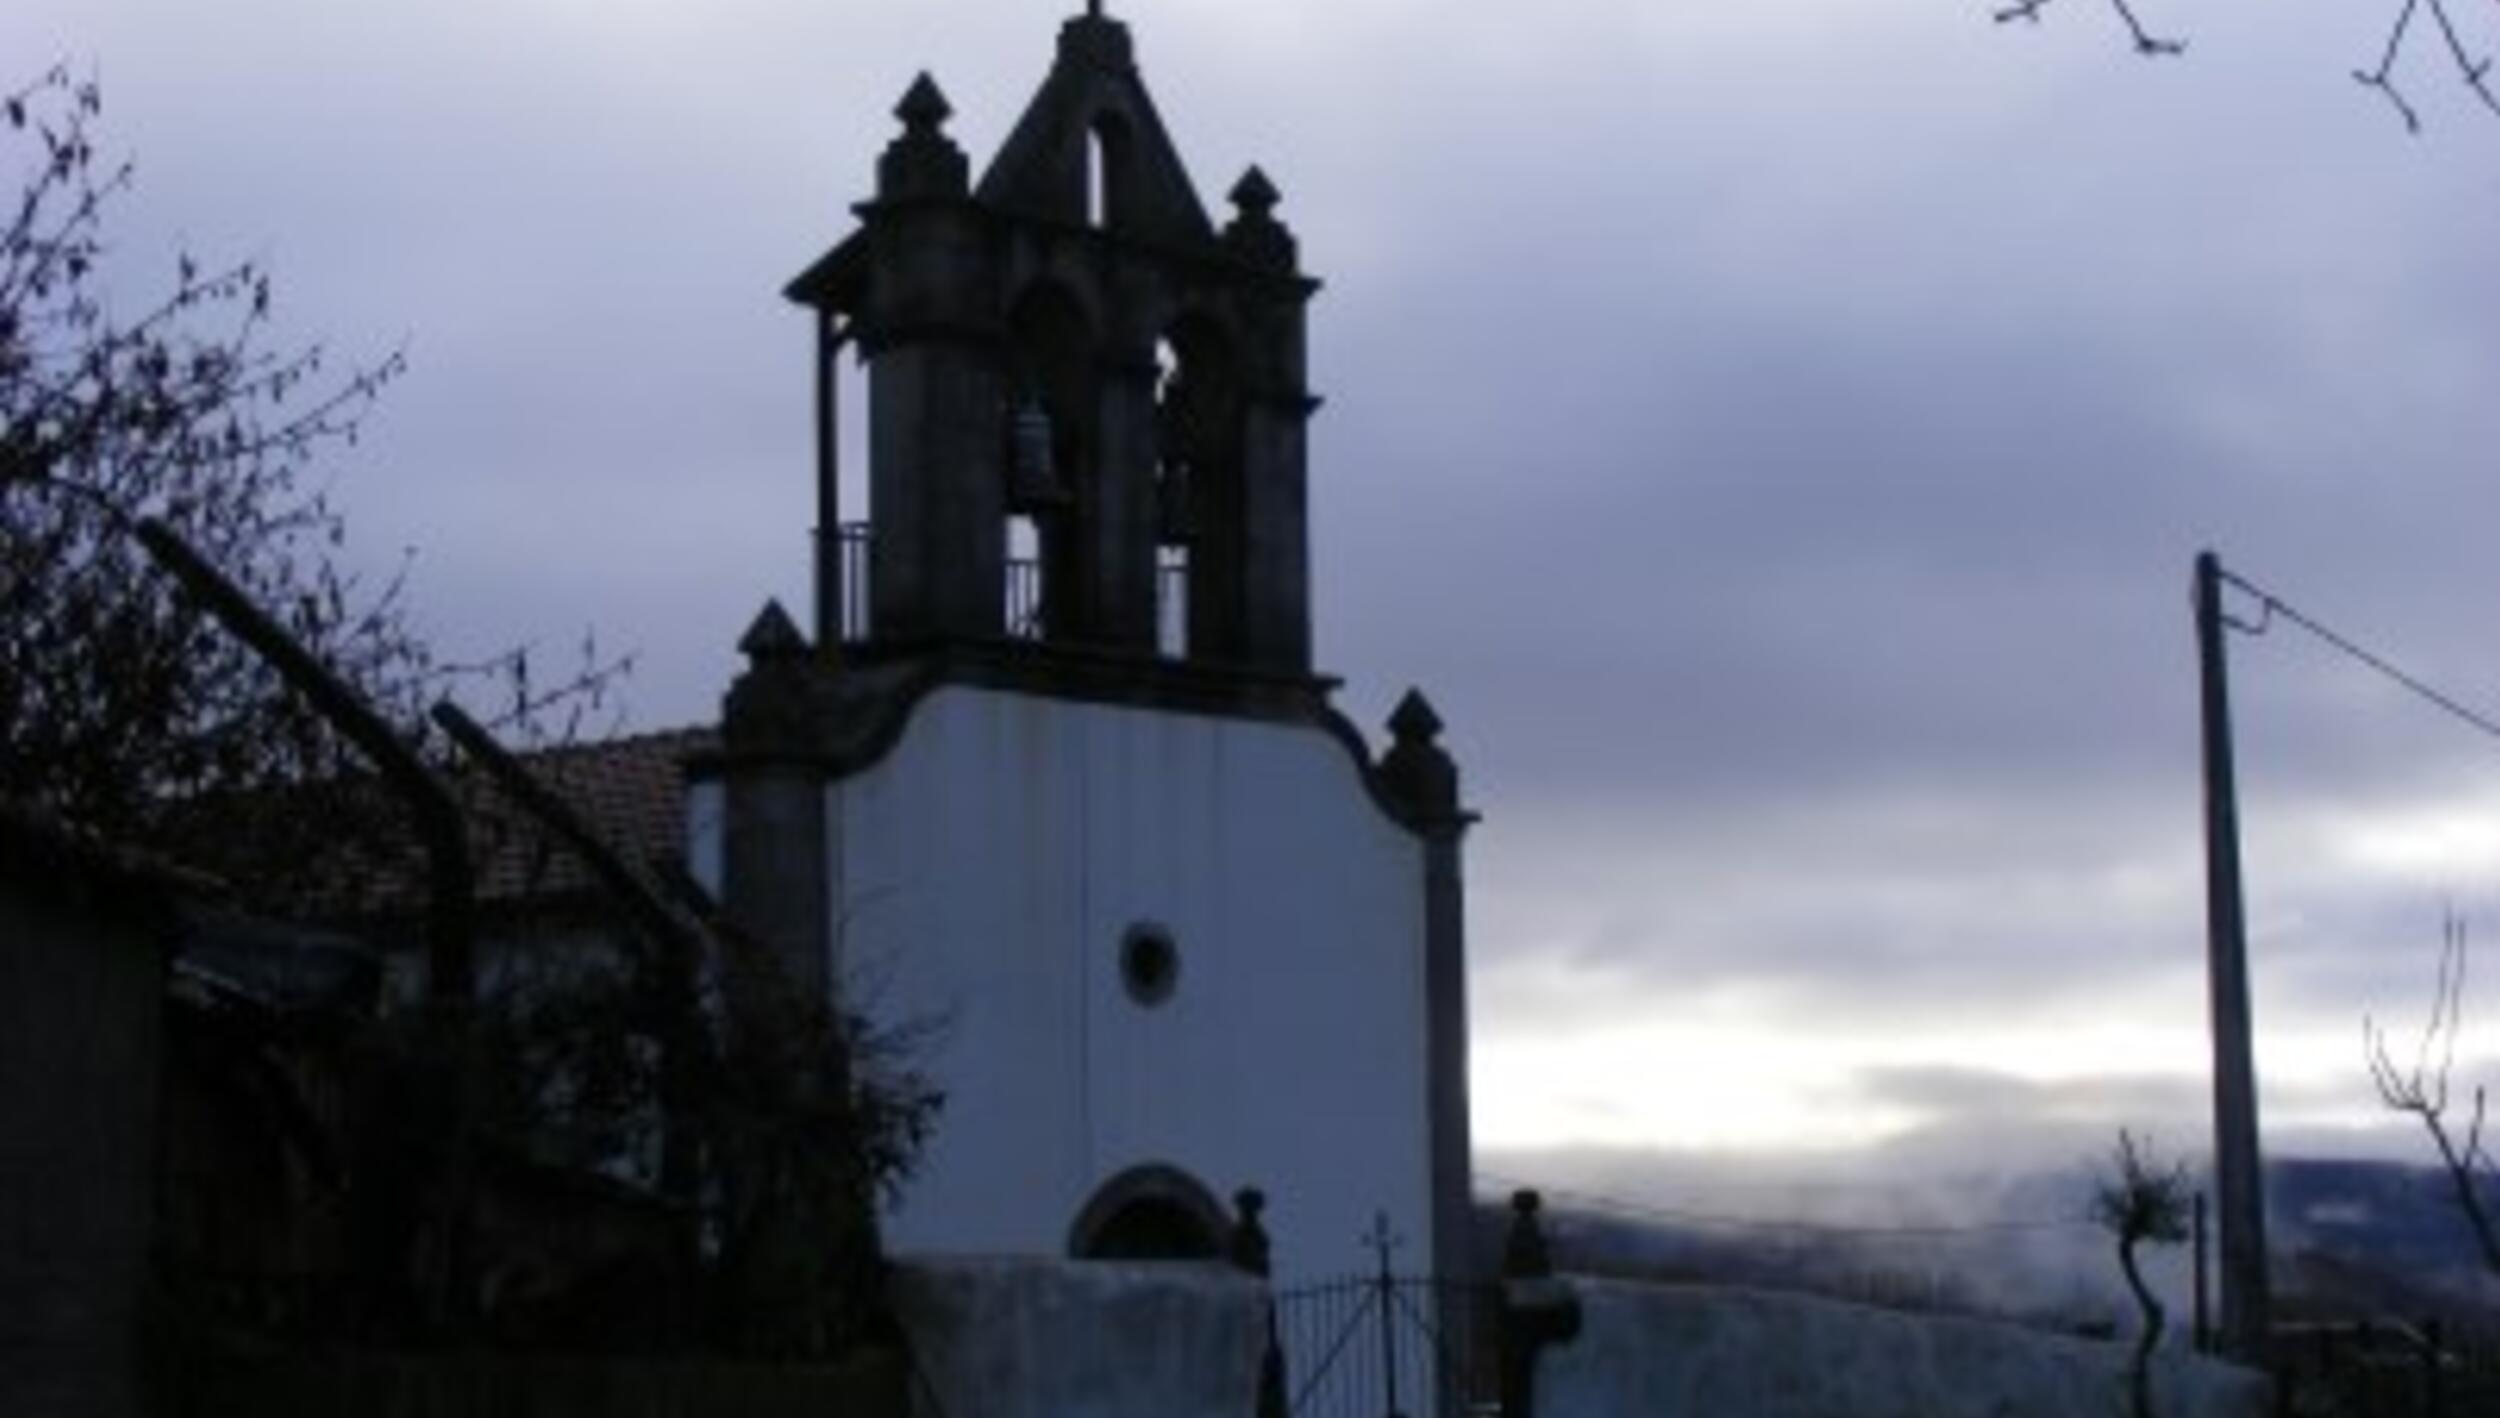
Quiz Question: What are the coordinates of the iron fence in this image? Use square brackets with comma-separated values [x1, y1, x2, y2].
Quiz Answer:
[835, 521, 871, 642]
[1271, 1272, 1500, 1418]
[832, 522, 1191, 653]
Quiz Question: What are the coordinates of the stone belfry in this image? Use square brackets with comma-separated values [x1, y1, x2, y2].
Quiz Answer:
[786, 1, 1318, 672]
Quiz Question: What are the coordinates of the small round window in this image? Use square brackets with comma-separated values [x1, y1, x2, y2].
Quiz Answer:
[1120, 922, 1180, 1006]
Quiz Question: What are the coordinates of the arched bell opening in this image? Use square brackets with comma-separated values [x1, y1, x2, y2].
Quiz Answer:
[1153, 314, 1242, 662]
[1005, 282, 1098, 642]
[1085, 111, 1135, 232]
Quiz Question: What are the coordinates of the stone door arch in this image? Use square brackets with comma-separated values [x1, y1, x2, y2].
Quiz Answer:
[1066, 1162, 1229, 1261]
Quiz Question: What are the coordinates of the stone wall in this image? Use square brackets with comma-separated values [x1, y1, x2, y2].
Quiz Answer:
[891, 1258, 1265, 1418]
[1539, 1278, 2269, 1418]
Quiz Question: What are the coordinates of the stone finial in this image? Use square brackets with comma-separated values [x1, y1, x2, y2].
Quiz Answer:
[1228, 1186, 1273, 1277]
[894, 72, 953, 132]
[724, 600, 832, 759]
[1502, 1188, 1553, 1279]
[738, 599, 810, 662]
[1223, 165, 1298, 273]
[1388, 687, 1443, 744]
[878, 72, 969, 199]
[1380, 687, 1461, 825]
[1060, 2, 1135, 68]
[1229, 165, 1280, 216]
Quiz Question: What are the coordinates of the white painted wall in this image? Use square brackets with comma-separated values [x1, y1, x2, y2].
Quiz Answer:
[891, 1257, 1265, 1418]
[827, 684, 1433, 1285]
[1540, 1279, 2271, 1418]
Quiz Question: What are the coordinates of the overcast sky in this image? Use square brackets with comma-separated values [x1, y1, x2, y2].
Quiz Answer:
[13, 0, 2500, 1213]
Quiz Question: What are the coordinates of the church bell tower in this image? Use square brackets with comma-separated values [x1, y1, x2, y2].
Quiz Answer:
[706, 5, 1475, 1291]
[786, 2, 1318, 672]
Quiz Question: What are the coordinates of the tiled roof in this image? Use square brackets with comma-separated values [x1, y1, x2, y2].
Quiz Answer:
[465, 725, 714, 905]
[321, 725, 715, 922]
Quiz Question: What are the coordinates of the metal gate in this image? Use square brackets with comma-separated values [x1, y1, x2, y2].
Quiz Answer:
[1270, 1271, 1497, 1418]
[1267, 1214, 1500, 1418]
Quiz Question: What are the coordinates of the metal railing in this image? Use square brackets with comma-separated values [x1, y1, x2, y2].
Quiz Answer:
[834, 522, 872, 643]
[830, 522, 1192, 655]
[1005, 557, 1043, 640]
[1156, 553, 1188, 659]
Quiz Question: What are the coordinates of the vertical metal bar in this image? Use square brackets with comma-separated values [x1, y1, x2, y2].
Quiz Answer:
[2196, 549, 2272, 1361]
[1374, 1224, 1401, 1418]
[2193, 1190, 2210, 1353]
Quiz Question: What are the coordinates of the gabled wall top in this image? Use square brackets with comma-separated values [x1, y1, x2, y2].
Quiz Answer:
[972, 5, 1216, 246]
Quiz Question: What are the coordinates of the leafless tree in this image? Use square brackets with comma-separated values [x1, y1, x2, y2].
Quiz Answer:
[1991, 0, 2500, 132]
[0, 66, 622, 907]
[2365, 912, 2500, 1274]
[2091, 1129, 2191, 1418]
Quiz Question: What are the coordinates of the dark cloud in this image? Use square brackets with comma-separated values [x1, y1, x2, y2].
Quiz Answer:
[13, 0, 2500, 1173]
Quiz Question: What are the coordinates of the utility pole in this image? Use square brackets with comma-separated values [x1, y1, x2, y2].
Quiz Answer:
[2195, 549, 2271, 1361]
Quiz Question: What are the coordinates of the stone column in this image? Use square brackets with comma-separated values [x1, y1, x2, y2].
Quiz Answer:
[718, 602, 832, 998]
[1380, 689, 1476, 1285]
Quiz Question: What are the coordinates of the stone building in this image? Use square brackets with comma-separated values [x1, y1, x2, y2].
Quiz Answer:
[688, 4, 1479, 1286]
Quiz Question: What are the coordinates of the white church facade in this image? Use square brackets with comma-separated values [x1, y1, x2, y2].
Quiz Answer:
[687, 5, 1476, 1287]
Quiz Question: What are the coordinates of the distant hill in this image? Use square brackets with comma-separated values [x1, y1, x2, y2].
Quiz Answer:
[2269, 1157, 2500, 1330]
[1481, 1155, 2500, 1340]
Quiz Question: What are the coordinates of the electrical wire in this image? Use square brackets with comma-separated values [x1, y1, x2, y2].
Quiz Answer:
[2220, 566, 2500, 748]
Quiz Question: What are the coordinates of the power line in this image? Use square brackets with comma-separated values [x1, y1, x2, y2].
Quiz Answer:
[2220, 566, 2500, 748]
[1478, 1172, 2091, 1242]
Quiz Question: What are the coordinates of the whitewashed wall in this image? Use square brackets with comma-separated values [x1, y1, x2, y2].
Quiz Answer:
[829, 684, 1432, 1285]
[891, 1258, 1264, 1418]
[1540, 1279, 2271, 1418]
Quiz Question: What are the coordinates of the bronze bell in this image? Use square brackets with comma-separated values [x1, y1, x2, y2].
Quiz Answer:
[1008, 396, 1069, 508]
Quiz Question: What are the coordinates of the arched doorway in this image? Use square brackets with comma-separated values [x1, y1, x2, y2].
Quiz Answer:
[1066, 1163, 1229, 1261]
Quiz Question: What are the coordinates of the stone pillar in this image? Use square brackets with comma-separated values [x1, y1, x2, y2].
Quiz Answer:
[1379, 690, 1475, 1285]
[1087, 344, 1162, 652]
[1236, 392, 1311, 674]
[718, 602, 832, 997]
[1224, 168, 1315, 676]
[857, 74, 1008, 645]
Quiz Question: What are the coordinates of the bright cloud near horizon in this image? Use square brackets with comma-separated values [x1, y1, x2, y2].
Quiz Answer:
[13, 0, 2500, 1206]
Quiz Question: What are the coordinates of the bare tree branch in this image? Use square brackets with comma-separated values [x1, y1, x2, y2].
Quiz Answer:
[2366, 911, 2500, 1274]
[2356, 0, 2432, 133]
[2, 66, 631, 911]
[1992, 0, 2185, 57]
[1992, 0, 2500, 130]
[2424, 0, 2500, 118]
[2343, 0, 2500, 131]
